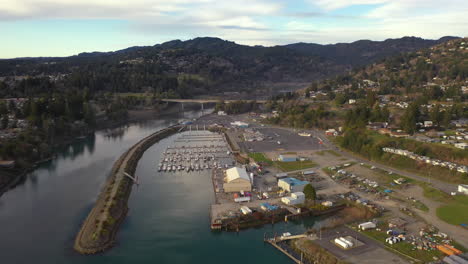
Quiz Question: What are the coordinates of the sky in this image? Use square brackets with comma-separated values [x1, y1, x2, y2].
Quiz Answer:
[0, 0, 467, 58]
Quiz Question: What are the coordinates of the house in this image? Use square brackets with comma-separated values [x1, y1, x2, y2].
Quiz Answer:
[281, 192, 305, 205]
[278, 177, 309, 193]
[217, 111, 227, 116]
[423, 121, 433, 128]
[458, 184, 468, 195]
[278, 154, 297, 162]
[378, 128, 392, 135]
[454, 143, 468, 150]
[451, 119, 468, 127]
[457, 166, 468, 173]
[348, 99, 356, 104]
[367, 122, 388, 130]
[325, 128, 338, 136]
[390, 131, 410, 138]
[223, 167, 252, 193]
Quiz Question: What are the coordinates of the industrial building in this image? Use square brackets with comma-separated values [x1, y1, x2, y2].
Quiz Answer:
[278, 154, 297, 162]
[281, 192, 305, 205]
[223, 167, 252, 193]
[278, 177, 309, 193]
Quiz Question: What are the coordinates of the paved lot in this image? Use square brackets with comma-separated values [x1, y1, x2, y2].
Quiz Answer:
[239, 127, 323, 152]
[313, 226, 409, 264]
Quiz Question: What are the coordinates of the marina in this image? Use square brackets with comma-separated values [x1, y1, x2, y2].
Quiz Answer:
[157, 131, 235, 173]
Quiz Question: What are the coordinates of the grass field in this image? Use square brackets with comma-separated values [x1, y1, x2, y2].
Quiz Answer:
[416, 182, 468, 226]
[274, 160, 317, 172]
[436, 195, 468, 226]
[316, 149, 341, 157]
[247, 152, 273, 165]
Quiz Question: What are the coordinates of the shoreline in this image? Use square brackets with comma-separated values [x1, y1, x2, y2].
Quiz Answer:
[0, 105, 193, 197]
[73, 125, 183, 254]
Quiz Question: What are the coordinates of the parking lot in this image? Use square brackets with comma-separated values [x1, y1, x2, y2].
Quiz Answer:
[239, 127, 323, 152]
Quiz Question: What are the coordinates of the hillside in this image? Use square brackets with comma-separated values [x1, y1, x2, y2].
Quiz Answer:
[318, 37, 468, 99]
[286, 36, 457, 66]
[0, 36, 459, 99]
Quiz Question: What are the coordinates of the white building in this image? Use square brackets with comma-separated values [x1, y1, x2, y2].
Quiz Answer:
[458, 184, 468, 195]
[223, 167, 252, 193]
[358, 222, 376, 230]
[423, 121, 433, 128]
[281, 192, 305, 205]
[230, 121, 249, 128]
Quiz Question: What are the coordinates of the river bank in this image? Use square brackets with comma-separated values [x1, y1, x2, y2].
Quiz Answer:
[74, 125, 182, 254]
[0, 104, 190, 197]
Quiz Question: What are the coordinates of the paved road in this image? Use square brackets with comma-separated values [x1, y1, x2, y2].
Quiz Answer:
[307, 129, 459, 194]
[249, 124, 458, 194]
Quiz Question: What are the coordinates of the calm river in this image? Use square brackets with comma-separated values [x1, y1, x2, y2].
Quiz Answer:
[0, 110, 317, 264]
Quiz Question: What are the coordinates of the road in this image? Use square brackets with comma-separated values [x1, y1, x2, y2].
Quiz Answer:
[245, 122, 458, 194]
[309, 129, 458, 194]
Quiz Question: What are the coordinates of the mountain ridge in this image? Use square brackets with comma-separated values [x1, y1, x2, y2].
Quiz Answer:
[0, 36, 460, 99]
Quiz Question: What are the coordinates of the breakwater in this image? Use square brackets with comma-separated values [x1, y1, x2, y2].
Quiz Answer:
[74, 125, 182, 254]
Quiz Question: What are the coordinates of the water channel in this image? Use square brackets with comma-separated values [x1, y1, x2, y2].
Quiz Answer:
[0, 110, 318, 264]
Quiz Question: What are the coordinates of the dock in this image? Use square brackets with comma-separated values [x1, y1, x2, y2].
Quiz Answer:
[264, 234, 310, 264]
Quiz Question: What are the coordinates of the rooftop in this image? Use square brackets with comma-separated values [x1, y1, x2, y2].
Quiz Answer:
[279, 177, 309, 186]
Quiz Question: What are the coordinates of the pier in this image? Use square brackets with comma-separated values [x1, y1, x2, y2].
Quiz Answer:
[264, 234, 310, 264]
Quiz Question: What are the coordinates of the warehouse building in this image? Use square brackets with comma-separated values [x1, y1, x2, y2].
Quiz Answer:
[278, 177, 309, 193]
[223, 167, 252, 193]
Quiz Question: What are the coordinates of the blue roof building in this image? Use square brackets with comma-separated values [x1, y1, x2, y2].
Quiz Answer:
[278, 177, 309, 193]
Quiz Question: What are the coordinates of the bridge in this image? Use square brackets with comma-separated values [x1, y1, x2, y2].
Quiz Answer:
[161, 98, 267, 113]
[160, 99, 267, 104]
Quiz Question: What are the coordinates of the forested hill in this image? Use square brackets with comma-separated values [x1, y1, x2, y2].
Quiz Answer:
[315, 37, 467, 99]
[285, 36, 457, 66]
[0, 36, 458, 98]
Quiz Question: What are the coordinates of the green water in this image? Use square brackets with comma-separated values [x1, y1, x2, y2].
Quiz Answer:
[0, 111, 317, 264]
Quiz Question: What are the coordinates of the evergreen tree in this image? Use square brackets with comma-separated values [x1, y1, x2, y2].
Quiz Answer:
[303, 184, 316, 201]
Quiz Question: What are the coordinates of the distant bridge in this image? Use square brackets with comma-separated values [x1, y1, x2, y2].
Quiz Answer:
[160, 99, 267, 104]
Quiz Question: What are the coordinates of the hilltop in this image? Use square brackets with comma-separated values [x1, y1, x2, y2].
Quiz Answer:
[0, 36, 459, 99]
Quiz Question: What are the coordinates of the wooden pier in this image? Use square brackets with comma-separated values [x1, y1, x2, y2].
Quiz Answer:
[265, 239, 304, 264]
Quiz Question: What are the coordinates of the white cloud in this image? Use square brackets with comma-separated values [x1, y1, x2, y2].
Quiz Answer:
[309, 0, 388, 11]
[0, 0, 466, 51]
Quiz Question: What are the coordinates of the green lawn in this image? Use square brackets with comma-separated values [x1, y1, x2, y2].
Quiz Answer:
[274, 160, 317, 172]
[248, 152, 273, 165]
[416, 182, 468, 226]
[436, 195, 468, 226]
[316, 150, 341, 157]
